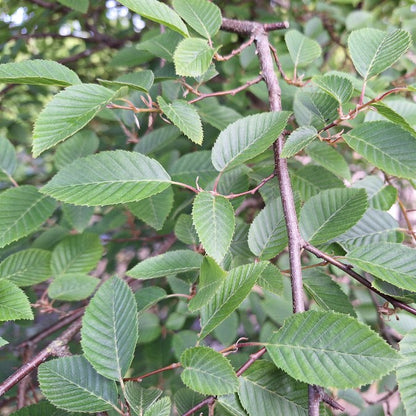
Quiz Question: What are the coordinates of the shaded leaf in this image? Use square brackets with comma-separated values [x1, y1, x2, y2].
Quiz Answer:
[0, 59, 81, 86]
[38, 356, 118, 413]
[42, 150, 171, 206]
[299, 188, 368, 245]
[62, 204, 95, 233]
[199, 262, 268, 339]
[128, 250, 203, 280]
[285, 30, 321, 68]
[346, 243, 416, 292]
[57, 0, 89, 12]
[344, 121, 416, 180]
[0, 249, 51, 287]
[174, 214, 200, 245]
[174, 37, 215, 77]
[348, 29, 411, 80]
[0, 279, 33, 321]
[9, 401, 83, 415]
[98, 70, 154, 92]
[118, 0, 189, 37]
[81, 277, 138, 380]
[0, 185, 56, 249]
[33, 84, 120, 156]
[51, 233, 103, 276]
[196, 100, 242, 130]
[181, 346, 239, 395]
[192, 191, 235, 264]
[352, 176, 397, 211]
[173, 0, 222, 39]
[281, 126, 317, 158]
[217, 394, 248, 416]
[144, 397, 171, 416]
[48, 274, 99, 301]
[137, 31, 183, 62]
[267, 311, 400, 388]
[0, 137, 17, 179]
[158, 97, 203, 145]
[134, 125, 180, 155]
[135, 286, 167, 314]
[257, 263, 284, 296]
[124, 382, 162, 416]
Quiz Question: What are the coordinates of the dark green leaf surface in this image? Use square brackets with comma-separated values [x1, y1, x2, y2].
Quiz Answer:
[81, 277, 138, 380]
[144, 397, 171, 416]
[124, 382, 162, 416]
[135, 287, 167, 314]
[180, 346, 239, 395]
[281, 126, 317, 158]
[313, 74, 354, 104]
[267, 311, 400, 388]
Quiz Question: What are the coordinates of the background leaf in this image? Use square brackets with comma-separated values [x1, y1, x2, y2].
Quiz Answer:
[0, 59, 81, 86]
[38, 356, 119, 413]
[134, 125, 180, 155]
[144, 397, 171, 416]
[81, 277, 138, 380]
[0, 185, 56, 249]
[124, 382, 162, 416]
[57, 0, 89, 13]
[42, 150, 171, 206]
[192, 191, 235, 264]
[33, 84, 120, 156]
[352, 176, 397, 211]
[285, 30, 321, 68]
[180, 346, 239, 395]
[267, 311, 400, 388]
[48, 274, 99, 301]
[281, 126, 317, 158]
[299, 188, 368, 245]
[348, 29, 411, 80]
[0, 137, 17, 180]
[158, 97, 203, 144]
[313, 74, 354, 104]
[98, 70, 154, 92]
[0, 279, 33, 321]
[212, 112, 290, 172]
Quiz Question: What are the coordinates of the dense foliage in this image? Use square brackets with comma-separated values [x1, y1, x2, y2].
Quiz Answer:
[1, 0, 416, 415]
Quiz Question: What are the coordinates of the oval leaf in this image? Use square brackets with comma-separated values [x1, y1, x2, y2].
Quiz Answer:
[212, 111, 291, 172]
[344, 121, 416, 180]
[281, 126, 317, 158]
[81, 277, 138, 380]
[38, 356, 119, 413]
[42, 150, 171, 206]
[33, 84, 120, 157]
[0, 185, 56, 249]
[0, 280, 33, 321]
[346, 242, 416, 292]
[0, 59, 81, 86]
[299, 188, 368, 245]
[174, 37, 215, 77]
[267, 311, 400, 388]
[173, 0, 222, 39]
[128, 250, 203, 280]
[348, 28, 411, 80]
[192, 191, 235, 264]
[285, 30, 322, 68]
[180, 346, 239, 395]
[313, 74, 354, 104]
[48, 274, 99, 301]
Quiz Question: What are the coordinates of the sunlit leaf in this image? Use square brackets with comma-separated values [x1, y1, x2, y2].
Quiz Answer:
[313, 74, 354, 104]
[285, 30, 321, 68]
[0, 279, 33, 321]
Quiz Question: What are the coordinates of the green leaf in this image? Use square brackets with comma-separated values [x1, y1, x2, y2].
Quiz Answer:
[299, 188, 368, 245]
[62, 204, 95, 233]
[212, 112, 291, 172]
[135, 286, 167, 314]
[281, 126, 317, 158]
[170, 150, 217, 187]
[0, 185, 56, 249]
[98, 70, 154, 92]
[188, 256, 227, 311]
[124, 382, 162, 416]
[48, 274, 99, 301]
[174, 214, 200, 245]
[199, 262, 268, 339]
[285, 30, 322, 68]
[248, 197, 288, 260]
[192, 192, 235, 264]
[397, 329, 416, 415]
[57, 0, 89, 12]
[0, 59, 81, 86]
[238, 360, 309, 416]
[180, 346, 239, 395]
[344, 121, 416, 180]
[38, 356, 119, 413]
[303, 270, 356, 316]
[42, 150, 171, 206]
[348, 29, 411, 80]
[9, 401, 83, 416]
[137, 31, 183, 62]
[267, 311, 400, 388]
[346, 242, 416, 292]
[174, 37, 215, 77]
[54, 130, 99, 170]
[196, 100, 242, 131]
[290, 165, 344, 201]
[118, 0, 189, 37]
[33, 84, 120, 157]
[158, 97, 203, 145]
[313, 74, 354, 104]
[332, 209, 400, 250]
[128, 187, 173, 230]
[0, 279, 33, 321]
[128, 250, 203, 280]
[0, 137, 17, 179]
[0, 249, 51, 287]
[51, 233, 103, 276]
[134, 125, 180, 155]
[137, 312, 161, 344]
[257, 263, 284, 296]
[217, 394, 248, 416]
[173, 0, 222, 39]
[2, 337, 10, 347]
[144, 397, 171, 416]
[352, 176, 397, 211]
[306, 141, 351, 180]
[81, 277, 138, 380]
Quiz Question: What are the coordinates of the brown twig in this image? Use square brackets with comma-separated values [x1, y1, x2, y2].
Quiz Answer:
[123, 362, 182, 382]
